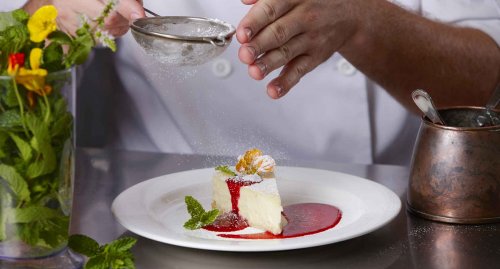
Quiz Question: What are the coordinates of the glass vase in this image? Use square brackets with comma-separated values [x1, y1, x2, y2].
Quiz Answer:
[0, 68, 82, 268]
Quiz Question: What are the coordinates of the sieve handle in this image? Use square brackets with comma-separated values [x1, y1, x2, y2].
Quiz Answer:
[144, 7, 160, 17]
[205, 37, 227, 47]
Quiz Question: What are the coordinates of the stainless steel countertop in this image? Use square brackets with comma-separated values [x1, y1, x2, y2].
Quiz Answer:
[71, 148, 500, 269]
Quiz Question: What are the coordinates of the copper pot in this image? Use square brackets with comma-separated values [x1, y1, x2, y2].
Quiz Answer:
[407, 107, 500, 224]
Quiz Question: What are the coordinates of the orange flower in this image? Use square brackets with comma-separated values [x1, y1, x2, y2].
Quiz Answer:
[26, 85, 52, 108]
[15, 48, 50, 96]
[16, 68, 47, 93]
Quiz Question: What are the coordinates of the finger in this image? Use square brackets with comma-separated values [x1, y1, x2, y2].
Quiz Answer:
[240, 13, 303, 65]
[236, 0, 294, 44]
[57, 1, 104, 34]
[105, 12, 130, 36]
[71, 0, 105, 19]
[241, 0, 259, 4]
[266, 55, 316, 99]
[115, 0, 145, 22]
[248, 33, 309, 80]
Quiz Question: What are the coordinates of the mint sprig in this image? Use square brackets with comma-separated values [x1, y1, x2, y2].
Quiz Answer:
[215, 165, 237, 176]
[68, 234, 137, 269]
[184, 196, 219, 230]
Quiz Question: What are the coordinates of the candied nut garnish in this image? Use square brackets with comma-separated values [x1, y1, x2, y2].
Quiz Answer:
[243, 148, 262, 164]
[235, 148, 262, 174]
[253, 155, 275, 174]
[235, 155, 247, 173]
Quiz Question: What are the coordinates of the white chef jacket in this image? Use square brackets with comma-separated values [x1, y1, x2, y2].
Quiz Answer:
[2, 1, 499, 165]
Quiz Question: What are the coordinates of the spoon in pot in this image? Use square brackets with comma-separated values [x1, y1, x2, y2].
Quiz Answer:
[412, 89, 446, 125]
[476, 84, 500, 127]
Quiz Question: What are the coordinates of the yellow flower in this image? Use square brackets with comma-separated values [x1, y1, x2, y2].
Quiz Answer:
[27, 5, 58, 43]
[16, 68, 47, 93]
[14, 48, 50, 96]
[30, 48, 43, 70]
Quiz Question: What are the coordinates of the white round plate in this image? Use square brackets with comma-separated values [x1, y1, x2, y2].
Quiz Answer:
[111, 166, 401, 252]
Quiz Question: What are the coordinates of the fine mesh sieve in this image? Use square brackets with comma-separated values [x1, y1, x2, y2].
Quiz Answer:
[130, 16, 236, 66]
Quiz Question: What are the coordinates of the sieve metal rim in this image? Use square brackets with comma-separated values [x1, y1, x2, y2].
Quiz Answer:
[131, 16, 236, 47]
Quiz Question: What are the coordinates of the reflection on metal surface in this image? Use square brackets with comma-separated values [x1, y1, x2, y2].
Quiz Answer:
[90, 158, 110, 172]
[408, 214, 500, 269]
[130, 230, 403, 269]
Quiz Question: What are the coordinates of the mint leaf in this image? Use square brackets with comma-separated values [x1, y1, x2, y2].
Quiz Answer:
[107, 237, 137, 252]
[42, 42, 64, 72]
[51, 112, 72, 139]
[68, 234, 100, 257]
[0, 109, 22, 128]
[9, 133, 33, 161]
[48, 30, 72, 45]
[18, 222, 40, 246]
[68, 234, 137, 269]
[64, 30, 93, 67]
[0, 163, 30, 203]
[185, 195, 204, 219]
[0, 24, 29, 57]
[183, 196, 219, 230]
[12, 9, 29, 23]
[39, 217, 70, 248]
[0, 11, 17, 32]
[6, 206, 60, 223]
[85, 254, 107, 269]
[0, 82, 21, 108]
[0, 131, 8, 158]
[215, 165, 237, 176]
[183, 218, 202, 230]
[201, 209, 219, 225]
[25, 113, 56, 178]
[0, 185, 9, 240]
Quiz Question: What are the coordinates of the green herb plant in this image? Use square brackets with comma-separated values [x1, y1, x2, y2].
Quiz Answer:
[68, 234, 137, 269]
[0, 1, 119, 264]
[184, 196, 219, 230]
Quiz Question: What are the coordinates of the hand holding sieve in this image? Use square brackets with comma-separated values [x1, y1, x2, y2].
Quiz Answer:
[130, 9, 236, 66]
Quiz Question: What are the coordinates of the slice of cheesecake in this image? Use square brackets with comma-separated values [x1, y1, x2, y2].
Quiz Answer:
[211, 149, 287, 235]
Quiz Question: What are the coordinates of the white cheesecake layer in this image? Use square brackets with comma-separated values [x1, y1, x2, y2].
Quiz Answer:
[211, 171, 286, 235]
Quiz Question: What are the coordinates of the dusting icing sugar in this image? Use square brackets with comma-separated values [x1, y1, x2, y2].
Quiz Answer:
[240, 174, 263, 184]
[248, 177, 279, 195]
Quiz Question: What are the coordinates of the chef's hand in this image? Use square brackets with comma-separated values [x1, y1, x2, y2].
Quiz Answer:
[237, 0, 365, 99]
[23, 0, 145, 37]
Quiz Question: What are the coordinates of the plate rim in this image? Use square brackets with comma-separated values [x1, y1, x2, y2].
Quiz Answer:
[111, 166, 402, 252]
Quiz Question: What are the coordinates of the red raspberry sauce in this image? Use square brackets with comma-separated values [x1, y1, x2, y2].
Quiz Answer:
[204, 203, 342, 239]
[225, 176, 259, 214]
[203, 176, 342, 239]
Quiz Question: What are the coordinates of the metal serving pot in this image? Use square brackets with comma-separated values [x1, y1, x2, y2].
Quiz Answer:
[407, 106, 500, 224]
